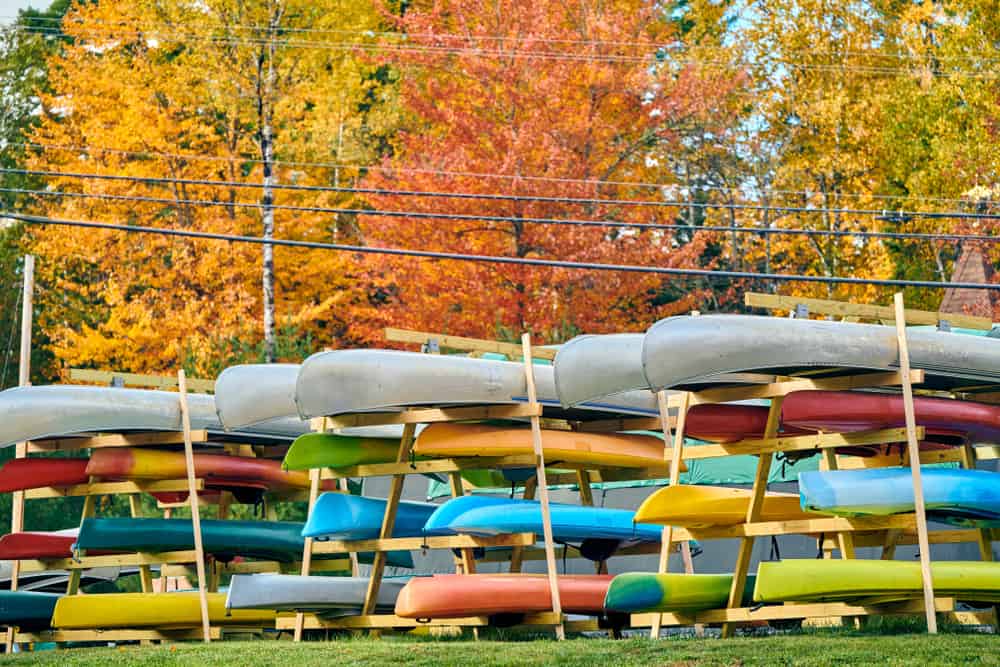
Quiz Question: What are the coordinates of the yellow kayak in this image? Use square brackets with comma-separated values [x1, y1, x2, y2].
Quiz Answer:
[52, 592, 275, 629]
[414, 422, 683, 470]
[634, 485, 814, 527]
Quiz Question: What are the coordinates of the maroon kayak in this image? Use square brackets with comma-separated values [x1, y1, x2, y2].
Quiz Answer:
[0, 458, 89, 493]
[0, 532, 115, 559]
[685, 404, 810, 443]
[782, 390, 1000, 446]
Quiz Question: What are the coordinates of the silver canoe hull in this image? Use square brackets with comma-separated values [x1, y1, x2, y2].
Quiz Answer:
[642, 315, 1000, 391]
[225, 574, 404, 613]
[295, 349, 660, 420]
[0, 385, 222, 447]
[215, 363, 304, 430]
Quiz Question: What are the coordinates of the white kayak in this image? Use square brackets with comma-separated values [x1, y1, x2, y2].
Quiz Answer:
[225, 574, 405, 614]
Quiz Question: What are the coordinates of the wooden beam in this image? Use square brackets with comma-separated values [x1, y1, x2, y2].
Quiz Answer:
[16, 627, 224, 643]
[320, 455, 537, 479]
[522, 333, 564, 640]
[384, 327, 559, 360]
[509, 477, 537, 573]
[293, 466, 322, 642]
[894, 293, 937, 634]
[28, 430, 210, 452]
[672, 370, 925, 408]
[744, 292, 992, 330]
[361, 423, 417, 622]
[652, 389, 689, 639]
[821, 528, 999, 550]
[65, 487, 96, 595]
[678, 427, 920, 460]
[835, 446, 1000, 469]
[178, 370, 211, 643]
[312, 533, 536, 554]
[25, 478, 204, 499]
[69, 368, 216, 393]
[324, 403, 542, 429]
[674, 514, 916, 541]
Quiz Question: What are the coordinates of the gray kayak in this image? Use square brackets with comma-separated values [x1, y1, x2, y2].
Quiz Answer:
[215, 363, 306, 431]
[643, 314, 1000, 392]
[225, 574, 405, 614]
[295, 349, 661, 420]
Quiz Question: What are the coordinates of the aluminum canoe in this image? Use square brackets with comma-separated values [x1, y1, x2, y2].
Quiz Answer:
[215, 363, 309, 433]
[295, 349, 660, 420]
[643, 314, 1000, 392]
[225, 574, 405, 614]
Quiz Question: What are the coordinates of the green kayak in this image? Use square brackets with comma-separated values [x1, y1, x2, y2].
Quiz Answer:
[604, 573, 755, 613]
[282, 433, 402, 470]
[76, 518, 414, 568]
[0, 591, 59, 631]
[754, 560, 1000, 603]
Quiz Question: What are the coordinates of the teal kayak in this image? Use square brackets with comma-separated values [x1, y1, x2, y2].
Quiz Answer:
[76, 518, 413, 568]
[0, 591, 59, 631]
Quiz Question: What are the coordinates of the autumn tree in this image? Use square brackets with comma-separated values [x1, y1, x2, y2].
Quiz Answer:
[350, 0, 743, 343]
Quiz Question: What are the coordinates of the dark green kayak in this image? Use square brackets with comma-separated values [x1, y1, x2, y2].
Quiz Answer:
[0, 591, 59, 631]
[76, 518, 413, 568]
[282, 433, 402, 470]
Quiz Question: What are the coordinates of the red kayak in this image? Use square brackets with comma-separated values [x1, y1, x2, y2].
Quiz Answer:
[685, 404, 810, 443]
[0, 532, 115, 559]
[86, 448, 337, 493]
[782, 391, 1000, 446]
[0, 458, 90, 493]
[394, 574, 613, 619]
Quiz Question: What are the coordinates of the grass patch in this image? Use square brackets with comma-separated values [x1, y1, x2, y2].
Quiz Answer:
[1, 632, 998, 666]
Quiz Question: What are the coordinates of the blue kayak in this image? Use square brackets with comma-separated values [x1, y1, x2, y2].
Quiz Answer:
[800, 467, 1000, 527]
[303, 493, 437, 540]
[422, 496, 665, 549]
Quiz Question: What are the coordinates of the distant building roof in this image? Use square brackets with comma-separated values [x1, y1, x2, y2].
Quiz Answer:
[939, 244, 996, 318]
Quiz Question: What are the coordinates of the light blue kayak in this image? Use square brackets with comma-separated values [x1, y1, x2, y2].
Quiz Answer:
[422, 496, 665, 559]
[303, 493, 437, 540]
[800, 467, 1000, 527]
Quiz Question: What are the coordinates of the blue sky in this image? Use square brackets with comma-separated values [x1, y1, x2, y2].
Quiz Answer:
[0, 0, 44, 24]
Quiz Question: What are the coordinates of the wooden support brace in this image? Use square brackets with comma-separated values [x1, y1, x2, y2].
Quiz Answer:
[721, 394, 783, 638]
[293, 466, 322, 641]
[509, 477, 537, 573]
[128, 494, 155, 593]
[178, 370, 211, 643]
[893, 293, 938, 634]
[522, 333, 565, 640]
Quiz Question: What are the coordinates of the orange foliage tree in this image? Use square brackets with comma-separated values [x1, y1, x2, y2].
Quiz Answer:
[349, 0, 744, 343]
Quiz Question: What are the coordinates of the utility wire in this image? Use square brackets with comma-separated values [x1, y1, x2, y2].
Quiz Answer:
[8, 167, 1000, 221]
[19, 142, 998, 207]
[7, 185, 1000, 243]
[5, 211, 999, 291]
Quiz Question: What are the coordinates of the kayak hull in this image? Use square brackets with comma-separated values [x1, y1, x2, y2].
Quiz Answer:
[754, 560, 1000, 603]
[226, 574, 405, 614]
[604, 573, 754, 613]
[413, 422, 675, 469]
[0, 458, 89, 493]
[0, 591, 60, 631]
[282, 432, 401, 470]
[423, 495, 663, 543]
[52, 592, 275, 628]
[75, 518, 414, 568]
[800, 467, 1000, 526]
[395, 574, 613, 618]
[302, 493, 437, 540]
[0, 532, 117, 560]
[635, 485, 813, 527]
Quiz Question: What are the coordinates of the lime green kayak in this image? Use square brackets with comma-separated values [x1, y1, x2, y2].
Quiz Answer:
[282, 432, 402, 470]
[604, 573, 754, 613]
[754, 560, 1000, 603]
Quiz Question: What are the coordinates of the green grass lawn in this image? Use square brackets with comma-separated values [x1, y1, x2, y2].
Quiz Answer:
[1, 632, 997, 666]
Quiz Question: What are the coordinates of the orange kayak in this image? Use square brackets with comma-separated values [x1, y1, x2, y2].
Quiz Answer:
[413, 423, 681, 470]
[395, 574, 613, 618]
[86, 448, 337, 493]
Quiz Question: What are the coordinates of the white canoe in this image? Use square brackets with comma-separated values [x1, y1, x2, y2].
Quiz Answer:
[225, 574, 404, 614]
[295, 349, 660, 420]
[643, 314, 1000, 392]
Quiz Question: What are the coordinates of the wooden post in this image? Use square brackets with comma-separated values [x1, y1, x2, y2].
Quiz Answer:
[293, 467, 322, 641]
[6, 256, 33, 653]
[447, 472, 479, 641]
[575, 470, 606, 574]
[128, 494, 155, 593]
[721, 395, 783, 638]
[509, 476, 537, 573]
[339, 477, 361, 577]
[893, 292, 937, 634]
[178, 370, 212, 643]
[651, 390, 689, 639]
[521, 333, 565, 640]
[361, 422, 418, 620]
[820, 450, 856, 560]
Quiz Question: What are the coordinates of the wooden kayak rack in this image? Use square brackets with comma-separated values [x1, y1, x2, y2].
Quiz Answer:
[629, 291, 996, 637]
[4, 370, 314, 649]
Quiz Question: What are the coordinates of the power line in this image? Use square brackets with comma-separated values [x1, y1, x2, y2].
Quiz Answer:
[8, 184, 1000, 244]
[5, 211, 999, 291]
[20, 142, 997, 207]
